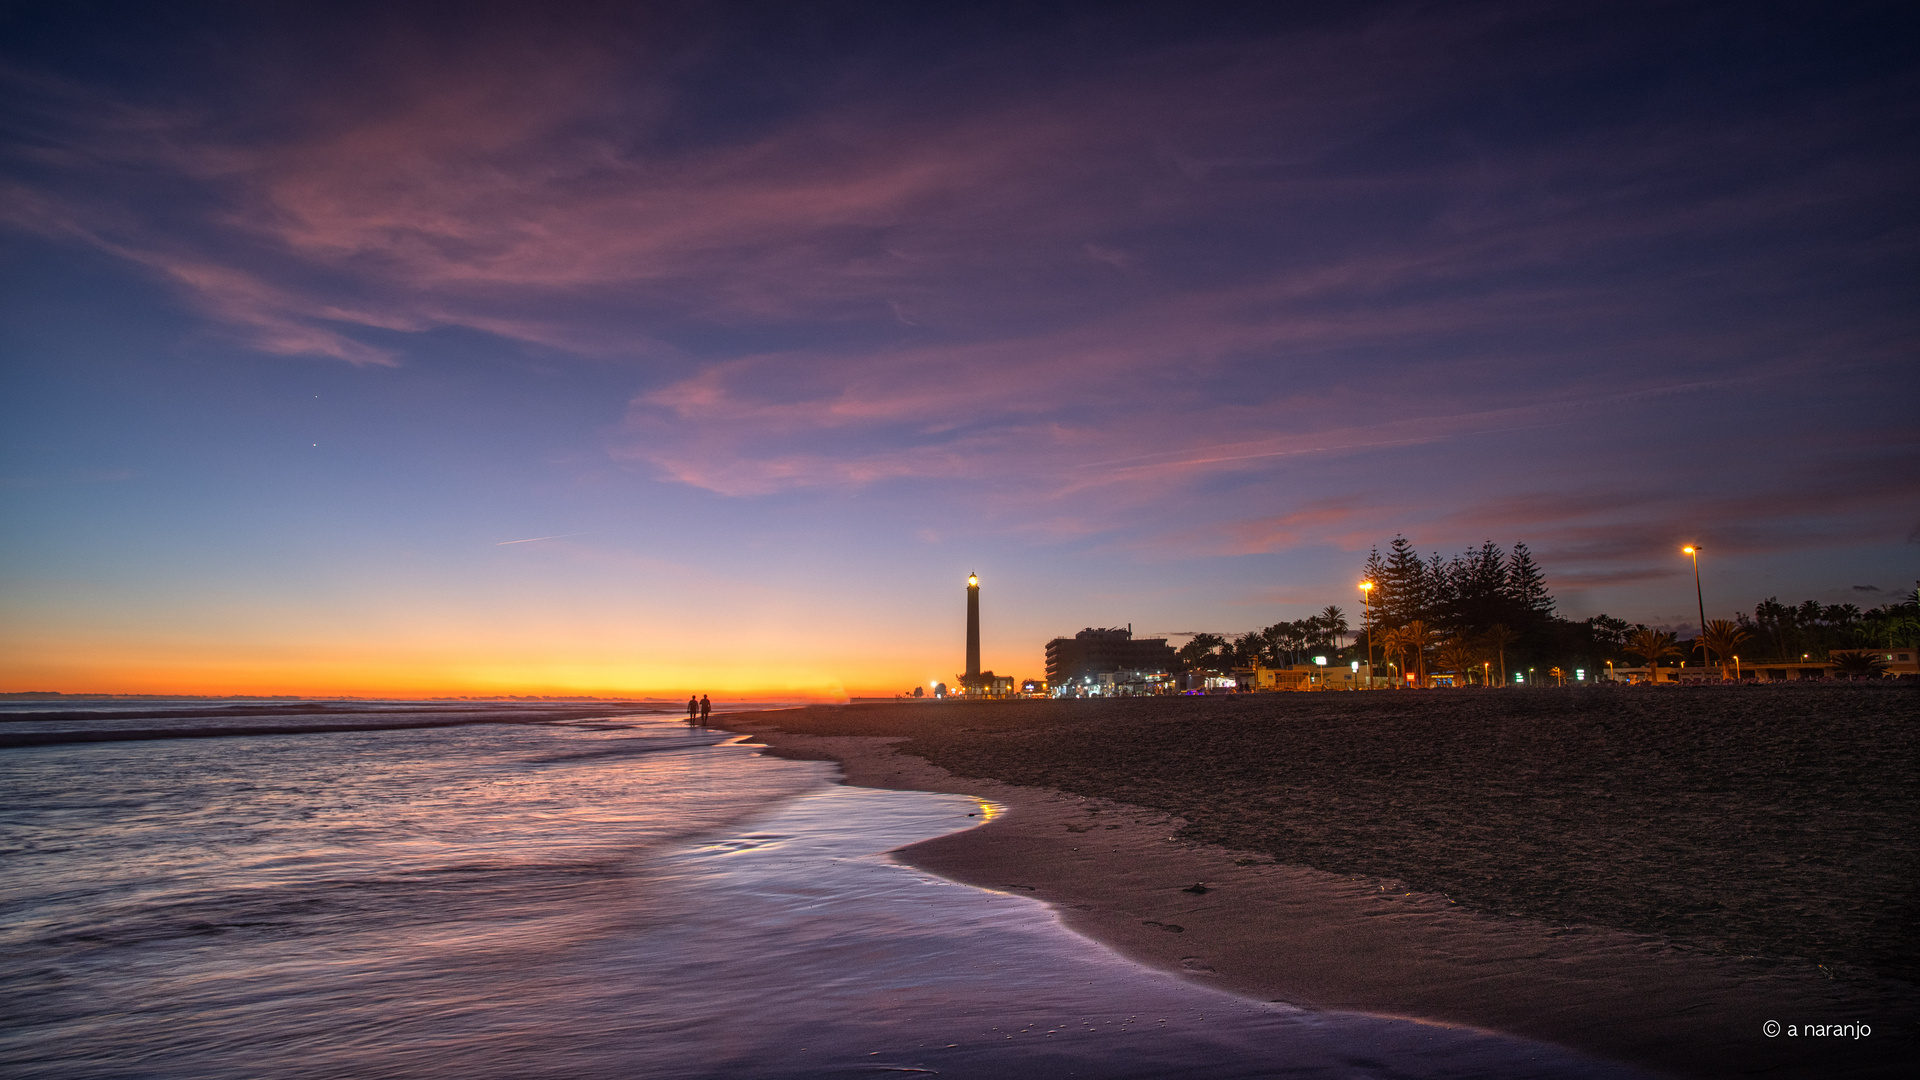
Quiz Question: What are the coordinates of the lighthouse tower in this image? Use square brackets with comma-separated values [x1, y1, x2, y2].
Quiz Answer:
[965, 572, 981, 682]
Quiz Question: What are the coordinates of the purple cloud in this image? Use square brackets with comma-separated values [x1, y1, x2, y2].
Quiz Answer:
[2, 1, 1913, 617]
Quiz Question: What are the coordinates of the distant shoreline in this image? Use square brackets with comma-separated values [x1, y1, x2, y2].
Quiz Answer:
[723, 689, 1913, 1080]
[0, 692, 692, 702]
[0, 699, 815, 747]
[0, 701, 678, 747]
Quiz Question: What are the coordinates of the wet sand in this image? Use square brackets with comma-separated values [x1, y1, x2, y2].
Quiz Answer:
[725, 686, 1915, 1079]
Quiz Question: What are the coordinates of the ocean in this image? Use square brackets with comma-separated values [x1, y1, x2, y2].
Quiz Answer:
[0, 701, 1647, 1078]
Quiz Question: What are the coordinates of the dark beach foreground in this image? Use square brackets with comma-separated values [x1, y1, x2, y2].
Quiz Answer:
[728, 685, 1916, 1079]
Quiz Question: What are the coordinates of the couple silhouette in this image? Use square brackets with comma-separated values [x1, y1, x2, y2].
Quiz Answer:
[686, 694, 711, 726]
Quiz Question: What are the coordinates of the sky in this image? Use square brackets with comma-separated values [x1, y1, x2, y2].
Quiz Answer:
[2, 0, 1916, 698]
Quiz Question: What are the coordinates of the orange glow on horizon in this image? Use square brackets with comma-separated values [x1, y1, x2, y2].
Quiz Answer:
[0, 571, 1033, 700]
[0, 629, 1012, 701]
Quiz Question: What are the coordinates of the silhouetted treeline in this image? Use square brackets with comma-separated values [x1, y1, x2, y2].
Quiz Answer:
[1175, 537, 1919, 683]
[1353, 537, 1631, 677]
[1176, 605, 1351, 673]
[1737, 595, 1920, 659]
[1361, 537, 1555, 633]
[1351, 536, 1920, 676]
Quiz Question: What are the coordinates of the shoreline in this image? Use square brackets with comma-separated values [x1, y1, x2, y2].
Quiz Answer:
[725, 703, 1909, 1079]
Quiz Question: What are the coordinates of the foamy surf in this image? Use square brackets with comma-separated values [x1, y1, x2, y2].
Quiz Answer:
[1, 708, 1647, 1078]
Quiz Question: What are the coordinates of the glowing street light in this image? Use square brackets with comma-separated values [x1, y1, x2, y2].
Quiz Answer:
[1682, 545, 1710, 670]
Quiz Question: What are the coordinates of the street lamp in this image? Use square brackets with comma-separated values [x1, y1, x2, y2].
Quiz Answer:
[1682, 545, 1710, 670]
[1359, 581, 1376, 688]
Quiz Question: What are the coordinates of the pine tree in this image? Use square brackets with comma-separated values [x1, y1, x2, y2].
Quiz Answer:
[1359, 545, 1390, 653]
[1381, 536, 1427, 628]
[1426, 551, 1453, 625]
[1505, 542, 1554, 623]
[1450, 541, 1509, 632]
[1362, 547, 1389, 592]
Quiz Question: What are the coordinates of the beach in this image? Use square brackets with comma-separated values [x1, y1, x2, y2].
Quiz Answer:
[728, 685, 1916, 1079]
[2, 701, 1655, 1079]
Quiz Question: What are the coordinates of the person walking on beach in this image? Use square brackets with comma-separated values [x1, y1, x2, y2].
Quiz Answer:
[687, 695, 699, 726]
[699, 695, 711, 724]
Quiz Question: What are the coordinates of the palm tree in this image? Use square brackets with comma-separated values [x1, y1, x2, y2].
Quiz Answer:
[1700, 619, 1751, 679]
[1178, 633, 1226, 672]
[1481, 624, 1519, 686]
[1320, 605, 1349, 650]
[1432, 638, 1482, 686]
[1232, 632, 1268, 669]
[1286, 619, 1312, 663]
[1624, 628, 1682, 683]
[1378, 625, 1410, 685]
[1829, 651, 1888, 680]
[1399, 619, 1439, 687]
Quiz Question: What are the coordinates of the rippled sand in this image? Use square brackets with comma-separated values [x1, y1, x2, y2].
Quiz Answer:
[732, 684, 1917, 1078]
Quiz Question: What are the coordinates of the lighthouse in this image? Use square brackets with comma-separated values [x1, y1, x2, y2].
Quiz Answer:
[958, 572, 1004, 697]
[965, 572, 981, 681]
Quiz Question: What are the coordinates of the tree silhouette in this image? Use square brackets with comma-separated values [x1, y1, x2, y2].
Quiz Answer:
[1377, 625, 1409, 684]
[1399, 620, 1439, 686]
[1379, 536, 1429, 627]
[1830, 651, 1889, 680]
[1449, 541, 1510, 630]
[1481, 624, 1519, 686]
[1231, 632, 1268, 668]
[1700, 619, 1751, 678]
[1177, 633, 1226, 671]
[1624, 628, 1682, 681]
[1506, 542, 1553, 623]
[1432, 638, 1483, 685]
[1320, 605, 1348, 649]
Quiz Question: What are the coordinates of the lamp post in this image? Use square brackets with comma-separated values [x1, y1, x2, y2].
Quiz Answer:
[1359, 581, 1375, 688]
[1682, 545, 1709, 670]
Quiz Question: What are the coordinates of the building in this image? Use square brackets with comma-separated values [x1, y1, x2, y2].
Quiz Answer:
[1613, 660, 1838, 682]
[1044, 626, 1178, 692]
[964, 572, 980, 681]
[1083, 670, 1177, 696]
[957, 572, 1015, 697]
[1236, 660, 1377, 691]
[1828, 648, 1919, 678]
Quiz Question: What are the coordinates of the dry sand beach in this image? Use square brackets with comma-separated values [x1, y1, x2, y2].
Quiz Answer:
[726, 685, 1915, 1079]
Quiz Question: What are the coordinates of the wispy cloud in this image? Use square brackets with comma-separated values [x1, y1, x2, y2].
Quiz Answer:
[495, 532, 593, 546]
[3, 3, 1913, 596]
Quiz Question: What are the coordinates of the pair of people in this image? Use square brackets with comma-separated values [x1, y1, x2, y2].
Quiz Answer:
[686, 694, 711, 725]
